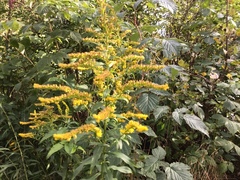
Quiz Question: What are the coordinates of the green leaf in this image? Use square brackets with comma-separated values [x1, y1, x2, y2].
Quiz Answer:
[109, 165, 132, 174]
[218, 161, 228, 174]
[183, 114, 209, 137]
[47, 143, 63, 159]
[234, 145, 240, 156]
[152, 146, 166, 160]
[193, 104, 205, 120]
[111, 152, 133, 166]
[144, 126, 157, 137]
[165, 162, 193, 180]
[162, 39, 180, 58]
[137, 93, 159, 114]
[223, 99, 235, 111]
[152, 0, 177, 14]
[153, 106, 169, 120]
[72, 157, 93, 180]
[228, 162, 234, 173]
[214, 137, 234, 152]
[134, 0, 143, 10]
[70, 31, 82, 44]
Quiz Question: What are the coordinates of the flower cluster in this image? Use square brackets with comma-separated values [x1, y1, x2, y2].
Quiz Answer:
[93, 106, 116, 123]
[18, 133, 34, 138]
[121, 112, 148, 120]
[120, 120, 148, 134]
[53, 124, 102, 141]
[123, 80, 169, 91]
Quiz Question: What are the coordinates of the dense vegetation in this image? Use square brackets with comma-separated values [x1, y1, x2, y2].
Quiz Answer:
[0, 0, 240, 179]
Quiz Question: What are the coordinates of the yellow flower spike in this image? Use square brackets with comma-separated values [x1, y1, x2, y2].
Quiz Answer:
[123, 80, 169, 91]
[19, 121, 34, 125]
[53, 124, 99, 141]
[120, 120, 148, 134]
[122, 112, 148, 120]
[93, 106, 116, 123]
[19, 133, 34, 138]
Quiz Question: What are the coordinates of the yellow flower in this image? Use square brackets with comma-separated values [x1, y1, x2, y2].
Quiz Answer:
[94, 127, 103, 138]
[72, 99, 88, 106]
[53, 124, 101, 141]
[123, 80, 169, 91]
[122, 112, 148, 120]
[120, 120, 148, 134]
[19, 133, 34, 138]
[201, 72, 207, 76]
[93, 106, 116, 123]
[226, 73, 232, 79]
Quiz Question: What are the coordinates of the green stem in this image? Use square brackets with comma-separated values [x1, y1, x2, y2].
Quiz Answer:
[0, 105, 29, 180]
[100, 119, 107, 180]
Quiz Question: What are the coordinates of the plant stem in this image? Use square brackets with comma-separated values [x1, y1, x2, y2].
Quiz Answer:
[0, 105, 29, 180]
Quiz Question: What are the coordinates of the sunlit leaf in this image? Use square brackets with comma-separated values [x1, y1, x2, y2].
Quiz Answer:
[183, 114, 209, 137]
[152, 0, 177, 13]
[165, 162, 193, 180]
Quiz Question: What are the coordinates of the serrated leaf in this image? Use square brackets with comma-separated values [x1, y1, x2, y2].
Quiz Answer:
[183, 114, 209, 137]
[152, 0, 177, 13]
[109, 165, 132, 173]
[165, 162, 193, 180]
[162, 39, 181, 58]
[47, 143, 63, 159]
[154, 106, 170, 120]
[137, 93, 159, 114]
[152, 146, 166, 160]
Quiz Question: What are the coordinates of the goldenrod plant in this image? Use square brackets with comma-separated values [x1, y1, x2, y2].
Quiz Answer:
[18, 1, 192, 179]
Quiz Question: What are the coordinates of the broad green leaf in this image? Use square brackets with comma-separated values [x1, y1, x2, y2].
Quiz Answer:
[152, 146, 166, 160]
[137, 93, 159, 114]
[165, 162, 193, 180]
[154, 106, 170, 120]
[111, 152, 133, 166]
[162, 39, 180, 58]
[47, 143, 63, 159]
[234, 145, 240, 156]
[228, 162, 234, 173]
[223, 99, 235, 111]
[70, 31, 82, 44]
[172, 111, 182, 125]
[144, 126, 157, 137]
[193, 104, 205, 120]
[109, 165, 132, 174]
[225, 120, 240, 135]
[152, 0, 177, 14]
[214, 137, 234, 152]
[183, 114, 209, 137]
[218, 161, 228, 174]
